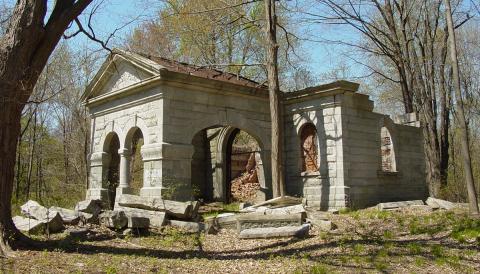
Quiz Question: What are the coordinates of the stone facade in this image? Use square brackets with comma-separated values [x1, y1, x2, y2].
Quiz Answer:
[83, 50, 427, 210]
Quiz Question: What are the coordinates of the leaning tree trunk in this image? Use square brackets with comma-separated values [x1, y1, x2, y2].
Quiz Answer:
[0, 0, 93, 256]
[264, 0, 285, 198]
[445, 0, 479, 215]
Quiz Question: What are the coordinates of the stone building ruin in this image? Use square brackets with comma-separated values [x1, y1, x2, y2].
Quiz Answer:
[82, 50, 427, 210]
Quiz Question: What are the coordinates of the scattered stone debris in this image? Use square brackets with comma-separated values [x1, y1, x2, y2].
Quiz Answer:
[99, 211, 128, 230]
[239, 224, 310, 239]
[377, 200, 424, 211]
[19, 200, 64, 233]
[12, 216, 45, 235]
[115, 206, 167, 228]
[117, 194, 194, 219]
[169, 220, 205, 233]
[75, 199, 103, 216]
[426, 197, 456, 210]
[236, 213, 303, 232]
[49, 206, 80, 225]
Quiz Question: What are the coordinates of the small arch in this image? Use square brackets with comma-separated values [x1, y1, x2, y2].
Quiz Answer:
[102, 132, 120, 209]
[380, 126, 397, 172]
[124, 127, 145, 193]
[300, 123, 319, 173]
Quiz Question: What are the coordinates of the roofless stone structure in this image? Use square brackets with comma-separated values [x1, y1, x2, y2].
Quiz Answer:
[82, 49, 426, 210]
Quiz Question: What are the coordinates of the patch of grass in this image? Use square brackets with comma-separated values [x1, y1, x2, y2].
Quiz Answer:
[407, 243, 422, 255]
[221, 202, 240, 212]
[451, 217, 480, 243]
[383, 230, 394, 240]
[309, 264, 329, 274]
[414, 257, 426, 267]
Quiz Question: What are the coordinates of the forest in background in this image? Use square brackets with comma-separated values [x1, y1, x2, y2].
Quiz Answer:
[8, 0, 480, 213]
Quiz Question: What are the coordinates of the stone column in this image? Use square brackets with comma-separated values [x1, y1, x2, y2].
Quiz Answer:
[139, 144, 164, 198]
[86, 152, 111, 202]
[116, 148, 133, 197]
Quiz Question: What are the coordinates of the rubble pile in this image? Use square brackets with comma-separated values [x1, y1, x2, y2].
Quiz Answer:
[14, 195, 460, 240]
[230, 153, 261, 202]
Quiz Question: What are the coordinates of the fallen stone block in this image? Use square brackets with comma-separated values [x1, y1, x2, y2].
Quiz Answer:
[117, 194, 192, 219]
[126, 215, 150, 229]
[377, 200, 424, 211]
[75, 199, 103, 216]
[236, 213, 303, 232]
[66, 228, 93, 239]
[99, 211, 127, 230]
[13, 216, 45, 235]
[248, 196, 303, 209]
[307, 219, 334, 231]
[115, 206, 166, 228]
[239, 224, 310, 239]
[21, 200, 48, 219]
[216, 213, 237, 229]
[43, 212, 64, 233]
[20, 201, 64, 233]
[169, 220, 205, 233]
[49, 206, 80, 225]
[265, 204, 306, 215]
[426, 197, 456, 210]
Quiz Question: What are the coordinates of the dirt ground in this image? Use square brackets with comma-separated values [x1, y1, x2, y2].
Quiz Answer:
[1, 207, 479, 274]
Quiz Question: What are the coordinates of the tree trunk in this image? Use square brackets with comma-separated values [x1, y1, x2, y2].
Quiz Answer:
[0, 95, 26, 257]
[25, 111, 37, 200]
[0, 0, 93, 256]
[264, 0, 285, 197]
[445, 0, 479, 214]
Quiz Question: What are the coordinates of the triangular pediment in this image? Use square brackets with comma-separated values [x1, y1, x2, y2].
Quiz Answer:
[83, 50, 163, 101]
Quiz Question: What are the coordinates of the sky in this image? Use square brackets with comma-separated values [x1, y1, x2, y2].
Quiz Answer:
[61, 0, 365, 80]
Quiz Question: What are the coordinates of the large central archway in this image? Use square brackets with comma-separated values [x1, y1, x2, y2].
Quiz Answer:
[190, 126, 266, 203]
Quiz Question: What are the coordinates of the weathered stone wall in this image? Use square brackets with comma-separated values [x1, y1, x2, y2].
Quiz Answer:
[158, 79, 272, 201]
[87, 85, 164, 202]
[283, 84, 426, 210]
[340, 93, 427, 208]
[283, 94, 347, 210]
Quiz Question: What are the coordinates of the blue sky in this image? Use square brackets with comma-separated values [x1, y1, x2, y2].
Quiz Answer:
[63, 0, 364, 79]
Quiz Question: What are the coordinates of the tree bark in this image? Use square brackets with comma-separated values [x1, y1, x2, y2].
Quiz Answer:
[0, 0, 92, 256]
[445, 0, 479, 214]
[264, 0, 285, 197]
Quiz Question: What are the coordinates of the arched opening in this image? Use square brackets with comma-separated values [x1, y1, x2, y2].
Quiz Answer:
[227, 129, 261, 203]
[300, 123, 319, 173]
[190, 126, 264, 203]
[381, 126, 396, 172]
[126, 127, 144, 194]
[103, 132, 120, 209]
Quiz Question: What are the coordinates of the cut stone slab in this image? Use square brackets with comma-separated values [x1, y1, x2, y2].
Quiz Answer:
[126, 215, 150, 229]
[236, 213, 303, 232]
[426, 197, 456, 210]
[115, 206, 167, 228]
[117, 194, 192, 219]
[20, 200, 64, 233]
[13, 216, 45, 235]
[49, 206, 80, 225]
[239, 224, 310, 239]
[216, 213, 237, 229]
[66, 228, 92, 239]
[307, 219, 334, 231]
[99, 211, 127, 230]
[169, 220, 205, 233]
[249, 196, 303, 208]
[75, 199, 103, 215]
[377, 200, 424, 211]
[21, 200, 48, 219]
[265, 204, 306, 215]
